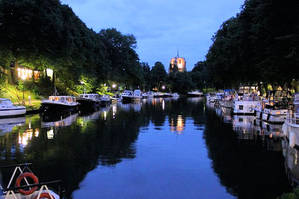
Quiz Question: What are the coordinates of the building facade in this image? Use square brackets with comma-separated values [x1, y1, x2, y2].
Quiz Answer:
[169, 53, 186, 73]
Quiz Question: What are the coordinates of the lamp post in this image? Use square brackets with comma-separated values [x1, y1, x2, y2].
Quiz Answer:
[21, 76, 26, 105]
[80, 81, 85, 94]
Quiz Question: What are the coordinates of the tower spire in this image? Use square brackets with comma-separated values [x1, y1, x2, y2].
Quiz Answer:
[177, 50, 179, 58]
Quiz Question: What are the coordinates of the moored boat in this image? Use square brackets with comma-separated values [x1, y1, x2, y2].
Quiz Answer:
[100, 95, 111, 106]
[261, 102, 288, 124]
[121, 90, 142, 103]
[41, 96, 79, 113]
[77, 93, 101, 109]
[187, 90, 204, 97]
[233, 94, 260, 115]
[0, 98, 26, 118]
[282, 93, 299, 141]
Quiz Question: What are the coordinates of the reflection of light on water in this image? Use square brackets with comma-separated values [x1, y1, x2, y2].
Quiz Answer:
[177, 115, 184, 132]
[112, 105, 117, 119]
[18, 129, 33, 147]
[34, 129, 39, 137]
[102, 111, 107, 120]
[162, 100, 165, 110]
[170, 115, 185, 133]
[47, 129, 54, 139]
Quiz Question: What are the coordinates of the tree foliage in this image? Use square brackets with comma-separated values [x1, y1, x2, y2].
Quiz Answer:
[195, 0, 299, 90]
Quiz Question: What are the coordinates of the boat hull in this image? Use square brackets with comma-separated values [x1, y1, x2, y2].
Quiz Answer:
[77, 99, 100, 110]
[41, 102, 78, 114]
[0, 108, 26, 118]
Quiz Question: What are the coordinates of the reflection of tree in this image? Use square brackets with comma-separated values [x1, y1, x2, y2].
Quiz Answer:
[0, 98, 207, 198]
[203, 109, 292, 199]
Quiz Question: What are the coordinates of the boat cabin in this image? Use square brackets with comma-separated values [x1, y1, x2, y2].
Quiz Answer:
[0, 98, 14, 108]
[49, 96, 77, 103]
[79, 94, 101, 100]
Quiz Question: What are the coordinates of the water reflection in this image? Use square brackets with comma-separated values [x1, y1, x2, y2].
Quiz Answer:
[0, 98, 295, 199]
[282, 138, 299, 186]
[0, 117, 25, 136]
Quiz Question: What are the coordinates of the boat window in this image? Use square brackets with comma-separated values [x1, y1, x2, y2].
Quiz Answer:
[239, 105, 243, 110]
[239, 118, 243, 122]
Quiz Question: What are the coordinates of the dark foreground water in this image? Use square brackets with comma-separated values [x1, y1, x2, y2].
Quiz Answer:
[0, 98, 296, 199]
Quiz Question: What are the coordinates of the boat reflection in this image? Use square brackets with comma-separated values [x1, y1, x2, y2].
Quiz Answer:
[41, 113, 79, 128]
[0, 117, 26, 136]
[118, 102, 141, 112]
[282, 138, 299, 186]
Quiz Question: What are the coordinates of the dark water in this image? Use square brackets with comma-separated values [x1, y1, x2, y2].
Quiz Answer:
[0, 98, 295, 199]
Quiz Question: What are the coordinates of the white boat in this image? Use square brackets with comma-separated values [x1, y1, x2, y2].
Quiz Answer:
[219, 94, 234, 109]
[254, 99, 268, 119]
[187, 90, 204, 97]
[172, 93, 180, 98]
[41, 96, 79, 113]
[206, 93, 217, 103]
[233, 94, 260, 115]
[261, 102, 288, 124]
[121, 90, 142, 103]
[282, 93, 299, 143]
[0, 98, 26, 118]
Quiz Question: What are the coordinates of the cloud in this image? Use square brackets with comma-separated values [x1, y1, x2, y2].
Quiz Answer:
[61, 0, 244, 70]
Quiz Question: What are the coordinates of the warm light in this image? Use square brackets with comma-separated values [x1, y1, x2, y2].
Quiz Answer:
[176, 115, 184, 132]
[46, 68, 53, 80]
[112, 84, 117, 89]
[18, 129, 33, 147]
[47, 129, 54, 139]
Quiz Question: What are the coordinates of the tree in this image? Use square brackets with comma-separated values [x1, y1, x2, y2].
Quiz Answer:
[150, 62, 167, 90]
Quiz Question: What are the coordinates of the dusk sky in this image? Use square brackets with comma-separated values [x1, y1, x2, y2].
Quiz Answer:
[61, 0, 245, 71]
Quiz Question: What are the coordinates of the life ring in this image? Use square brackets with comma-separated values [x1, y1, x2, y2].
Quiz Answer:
[15, 172, 39, 195]
[33, 193, 55, 199]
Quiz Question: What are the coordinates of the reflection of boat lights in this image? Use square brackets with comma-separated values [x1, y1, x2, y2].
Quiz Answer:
[162, 100, 165, 110]
[112, 105, 117, 118]
[269, 133, 273, 138]
[29, 121, 31, 129]
[18, 129, 33, 147]
[103, 111, 107, 120]
[170, 119, 175, 132]
[34, 129, 39, 137]
[295, 151, 298, 166]
[47, 129, 54, 139]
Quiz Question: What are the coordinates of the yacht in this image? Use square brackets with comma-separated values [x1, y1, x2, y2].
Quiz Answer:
[0, 98, 26, 117]
[121, 90, 142, 103]
[206, 93, 217, 103]
[100, 95, 111, 106]
[233, 94, 260, 115]
[77, 93, 101, 109]
[219, 94, 234, 109]
[261, 101, 288, 124]
[41, 96, 79, 113]
[187, 90, 204, 97]
[282, 93, 299, 139]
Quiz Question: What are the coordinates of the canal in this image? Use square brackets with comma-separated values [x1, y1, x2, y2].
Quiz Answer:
[0, 97, 296, 199]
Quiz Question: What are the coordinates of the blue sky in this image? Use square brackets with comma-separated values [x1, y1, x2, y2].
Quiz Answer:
[61, 0, 244, 71]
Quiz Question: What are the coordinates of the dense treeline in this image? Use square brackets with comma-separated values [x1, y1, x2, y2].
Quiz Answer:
[0, 0, 143, 94]
[197, 0, 299, 90]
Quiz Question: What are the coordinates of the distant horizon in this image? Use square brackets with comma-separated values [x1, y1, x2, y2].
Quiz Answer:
[61, 0, 245, 71]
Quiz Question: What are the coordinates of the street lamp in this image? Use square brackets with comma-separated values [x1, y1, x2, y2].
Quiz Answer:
[80, 81, 86, 94]
[112, 84, 117, 89]
[162, 85, 166, 90]
[21, 75, 26, 105]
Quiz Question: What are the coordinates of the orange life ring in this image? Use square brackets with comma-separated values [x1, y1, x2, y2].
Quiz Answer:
[15, 172, 39, 195]
[33, 193, 55, 199]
